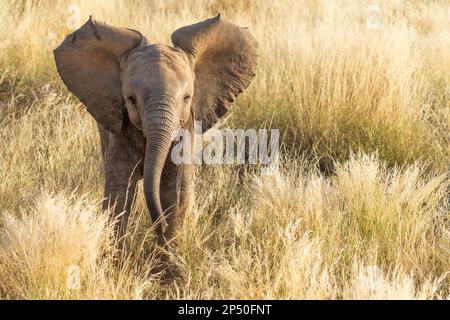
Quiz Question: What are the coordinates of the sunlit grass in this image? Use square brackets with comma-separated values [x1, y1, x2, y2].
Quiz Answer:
[0, 0, 449, 299]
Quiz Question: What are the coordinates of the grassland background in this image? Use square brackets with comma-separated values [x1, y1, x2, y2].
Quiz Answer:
[0, 0, 449, 299]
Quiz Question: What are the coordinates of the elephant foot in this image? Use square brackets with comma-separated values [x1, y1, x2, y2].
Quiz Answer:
[151, 246, 182, 284]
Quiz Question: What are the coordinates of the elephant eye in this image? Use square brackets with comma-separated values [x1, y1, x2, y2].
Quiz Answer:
[183, 94, 191, 104]
[127, 95, 136, 106]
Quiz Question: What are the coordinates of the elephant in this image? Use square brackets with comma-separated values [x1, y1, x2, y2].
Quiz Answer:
[53, 15, 258, 245]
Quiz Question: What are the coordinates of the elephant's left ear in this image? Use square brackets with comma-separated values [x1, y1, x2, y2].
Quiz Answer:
[172, 14, 258, 132]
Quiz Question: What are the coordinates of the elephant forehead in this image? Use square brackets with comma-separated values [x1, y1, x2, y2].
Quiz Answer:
[127, 44, 191, 74]
[122, 45, 193, 95]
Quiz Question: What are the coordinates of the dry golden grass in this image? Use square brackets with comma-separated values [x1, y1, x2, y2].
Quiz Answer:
[0, 193, 159, 299]
[0, 0, 449, 299]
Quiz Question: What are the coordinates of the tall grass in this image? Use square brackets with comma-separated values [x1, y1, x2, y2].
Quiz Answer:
[1, 155, 448, 299]
[0, 0, 449, 299]
[0, 193, 158, 299]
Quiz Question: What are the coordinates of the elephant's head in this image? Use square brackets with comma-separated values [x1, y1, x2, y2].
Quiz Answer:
[54, 15, 258, 233]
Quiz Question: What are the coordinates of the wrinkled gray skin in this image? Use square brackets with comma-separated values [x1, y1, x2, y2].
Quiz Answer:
[54, 15, 258, 246]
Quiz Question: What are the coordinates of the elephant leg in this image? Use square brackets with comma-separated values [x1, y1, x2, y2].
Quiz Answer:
[160, 164, 193, 243]
[156, 153, 193, 281]
[159, 141, 194, 244]
[102, 132, 143, 242]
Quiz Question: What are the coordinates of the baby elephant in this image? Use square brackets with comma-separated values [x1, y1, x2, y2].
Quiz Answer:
[54, 15, 258, 244]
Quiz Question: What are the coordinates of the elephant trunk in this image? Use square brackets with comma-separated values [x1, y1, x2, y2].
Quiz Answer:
[142, 99, 178, 237]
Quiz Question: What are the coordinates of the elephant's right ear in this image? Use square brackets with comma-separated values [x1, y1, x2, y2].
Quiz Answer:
[54, 16, 144, 134]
